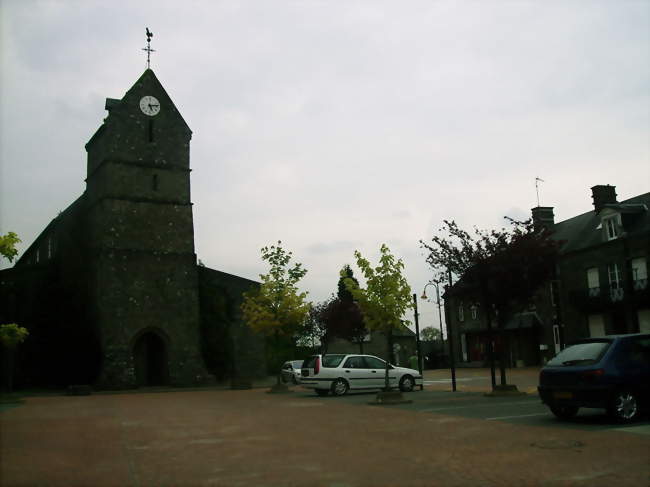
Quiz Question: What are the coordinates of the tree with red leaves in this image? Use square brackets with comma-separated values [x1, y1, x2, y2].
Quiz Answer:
[420, 218, 560, 389]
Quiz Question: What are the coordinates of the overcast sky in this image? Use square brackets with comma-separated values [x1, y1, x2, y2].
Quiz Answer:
[1, 0, 649, 333]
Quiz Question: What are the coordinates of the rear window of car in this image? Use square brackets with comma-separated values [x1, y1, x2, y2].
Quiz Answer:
[302, 357, 317, 368]
[301, 355, 345, 368]
[291, 360, 304, 368]
[547, 340, 611, 366]
[322, 355, 345, 367]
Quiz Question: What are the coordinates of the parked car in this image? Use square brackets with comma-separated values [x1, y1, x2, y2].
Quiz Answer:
[300, 354, 423, 396]
[538, 333, 650, 422]
[280, 360, 304, 384]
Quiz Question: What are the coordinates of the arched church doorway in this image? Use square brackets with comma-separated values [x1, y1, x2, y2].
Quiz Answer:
[133, 331, 169, 386]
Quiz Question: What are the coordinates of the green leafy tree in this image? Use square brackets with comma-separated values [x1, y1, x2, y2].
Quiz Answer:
[0, 232, 21, 263]
[420, 218, 559, 388]
[297, 298, 333, 352]
[343, 244, 413, 391]
[420, 326, 442, 342]
[241, 241, 310, 372]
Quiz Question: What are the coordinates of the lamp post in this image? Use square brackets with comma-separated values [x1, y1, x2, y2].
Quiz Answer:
[422, 279, 457, 392]
[412, 294, 423, 390]
[421, 281, 444, 341]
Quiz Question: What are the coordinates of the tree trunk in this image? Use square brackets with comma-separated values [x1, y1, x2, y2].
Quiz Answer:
[484, 300, 497, 389]
[384, 329, 393, 391]
[497, 312, 508, 386]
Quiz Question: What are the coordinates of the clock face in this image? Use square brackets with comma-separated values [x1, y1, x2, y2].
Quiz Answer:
[139, 95, 160, 116]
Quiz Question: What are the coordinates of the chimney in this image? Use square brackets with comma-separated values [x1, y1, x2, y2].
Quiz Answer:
[531, 207, 555, 231]
[591, 185, 617, 212]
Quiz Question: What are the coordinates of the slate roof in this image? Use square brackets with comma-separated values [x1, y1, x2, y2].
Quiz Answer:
[552, 192, 650, 254]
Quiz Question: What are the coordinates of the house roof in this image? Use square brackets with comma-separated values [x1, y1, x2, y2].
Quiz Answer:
[552, 192, 650, 254]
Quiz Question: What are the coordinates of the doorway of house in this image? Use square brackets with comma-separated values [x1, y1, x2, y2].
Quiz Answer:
[133, 331, 169, 386]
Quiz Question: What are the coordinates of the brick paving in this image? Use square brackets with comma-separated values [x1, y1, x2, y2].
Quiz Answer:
[1, 368, 649, 486]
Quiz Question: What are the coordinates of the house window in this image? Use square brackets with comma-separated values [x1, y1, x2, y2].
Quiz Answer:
[604, 216, 619, 240]
[587, 267, 599, 296]
[470, 304, 478, 320]
[631, 257, 647, 290]
[152, 174, 159, 191]
[588, 314, 605, 337]
[608, 263, 622, 289]
[608, 263, 623, 301]
[458, 302, 464, 322]
[35, 249, 40, 264]
[47, 237, 53, 259]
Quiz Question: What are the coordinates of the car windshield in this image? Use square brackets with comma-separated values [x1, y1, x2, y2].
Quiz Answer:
[547, 341, 611, 366]
[322, 355, 346, 367]
[291, 360, 303, 368]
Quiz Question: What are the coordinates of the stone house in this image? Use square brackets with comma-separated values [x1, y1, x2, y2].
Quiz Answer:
[445, 185, 649, 367]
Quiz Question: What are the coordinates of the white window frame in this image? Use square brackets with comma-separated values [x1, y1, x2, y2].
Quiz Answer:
[608, 263, 622, 289]
[587, 267, 600, 296]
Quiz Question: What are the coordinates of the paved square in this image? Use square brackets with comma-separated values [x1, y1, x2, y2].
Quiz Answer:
[2, 380, 649, 486]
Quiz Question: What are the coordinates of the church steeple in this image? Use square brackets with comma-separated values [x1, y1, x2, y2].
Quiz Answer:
[84, 66, 207, 388]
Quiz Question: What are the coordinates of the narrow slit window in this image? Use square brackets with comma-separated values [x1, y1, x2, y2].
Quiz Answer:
[148, 119, 154, 142]
[152, 174, 159, 191]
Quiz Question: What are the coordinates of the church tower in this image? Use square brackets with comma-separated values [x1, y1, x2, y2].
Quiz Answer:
[85, 69, 209, 387]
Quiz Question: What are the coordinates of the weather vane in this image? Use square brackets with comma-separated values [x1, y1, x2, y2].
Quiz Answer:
[142, 28, 155, 69]
[535, 177, 545, 207]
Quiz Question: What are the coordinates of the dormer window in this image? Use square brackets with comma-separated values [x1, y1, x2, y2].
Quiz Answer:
[602, 214, 621, 240]
[603, 217, 618, 240]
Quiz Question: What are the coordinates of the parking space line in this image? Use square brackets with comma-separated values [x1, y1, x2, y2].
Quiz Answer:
[419, 399, 538, 412]
[486, 413, 549, 421]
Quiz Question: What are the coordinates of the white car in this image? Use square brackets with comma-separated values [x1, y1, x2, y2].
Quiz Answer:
[280, 360, 304, 384]
[300, 354, 423, 396]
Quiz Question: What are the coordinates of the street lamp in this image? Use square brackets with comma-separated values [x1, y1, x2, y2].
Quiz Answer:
[422, 279, 457, 392]
[421, 281, 444, 341]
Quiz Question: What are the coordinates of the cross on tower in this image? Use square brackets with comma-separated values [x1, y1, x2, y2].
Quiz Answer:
[142, 28, 155, 69]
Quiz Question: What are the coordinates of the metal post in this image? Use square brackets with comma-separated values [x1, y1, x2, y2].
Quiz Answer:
[446, 270, 457, 392]
[412, 293, 423, 390]
[435, 283, 444, 348]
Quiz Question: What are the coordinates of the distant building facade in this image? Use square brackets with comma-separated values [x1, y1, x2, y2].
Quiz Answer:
[327, 325, 418, 367]
[0, 69, 263, 389]
[446, 185, 650, 367]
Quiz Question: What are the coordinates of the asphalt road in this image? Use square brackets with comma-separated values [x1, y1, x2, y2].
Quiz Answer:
[292, 388, 650, 434]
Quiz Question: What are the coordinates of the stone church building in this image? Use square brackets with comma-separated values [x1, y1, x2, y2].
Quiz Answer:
[0, 69, 263, 389]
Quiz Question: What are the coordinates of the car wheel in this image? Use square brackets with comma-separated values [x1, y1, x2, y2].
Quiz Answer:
[549, 405, 579, 419]
[331, 378, 349, 396]
[608, 390, 639, 422]
[315, 389, 329, 397]
[399, 375, 415, 392]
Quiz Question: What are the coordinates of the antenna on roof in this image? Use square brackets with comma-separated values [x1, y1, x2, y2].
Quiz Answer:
[535, 177, 545, 207]
[142, 28, 155, 69]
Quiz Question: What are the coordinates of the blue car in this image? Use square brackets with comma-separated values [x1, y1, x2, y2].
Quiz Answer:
[538, 333, 650, 422]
